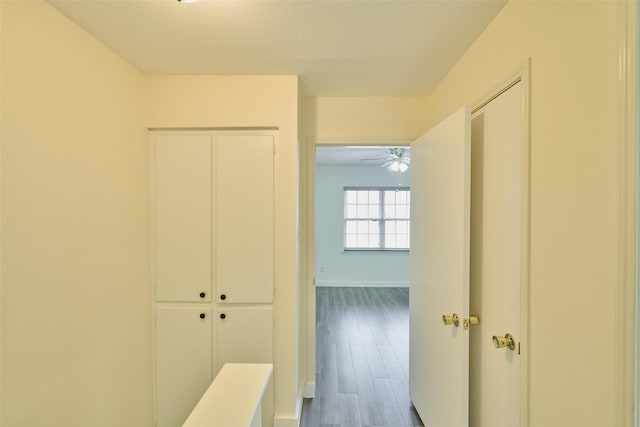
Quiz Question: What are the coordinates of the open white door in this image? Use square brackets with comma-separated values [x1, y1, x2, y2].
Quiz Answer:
[410, 106, 471, 427]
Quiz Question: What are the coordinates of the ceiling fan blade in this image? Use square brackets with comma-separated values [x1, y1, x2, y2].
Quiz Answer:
[360, 157, 389, 161]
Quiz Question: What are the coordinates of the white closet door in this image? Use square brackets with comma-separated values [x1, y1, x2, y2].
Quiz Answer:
[469, 81, 522, 427]
[154, 135, 212, 302]
[216, 135, 274, 304]
[156, 307, 212, 427]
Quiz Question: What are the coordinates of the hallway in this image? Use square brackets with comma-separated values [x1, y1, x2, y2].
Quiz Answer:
[300, 287, 423, 427]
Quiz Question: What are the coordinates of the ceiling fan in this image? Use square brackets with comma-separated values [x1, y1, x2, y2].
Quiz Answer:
[360, 147, 411, 172]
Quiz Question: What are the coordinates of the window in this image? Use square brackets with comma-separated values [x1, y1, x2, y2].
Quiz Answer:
[344, 187, 410, 250]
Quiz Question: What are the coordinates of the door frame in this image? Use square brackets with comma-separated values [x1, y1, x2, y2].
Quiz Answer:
[302, 139, 411, 398]
[618, 1, 638, 426]
[303, 63, 532, 424]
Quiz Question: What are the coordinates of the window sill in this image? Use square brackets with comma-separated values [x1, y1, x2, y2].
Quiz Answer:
[342, 249, 410, 253]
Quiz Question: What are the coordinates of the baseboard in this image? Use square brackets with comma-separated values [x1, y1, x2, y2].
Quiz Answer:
[316, 280, 409, 288]
[273, 417, 299, 427]
[303, 381, 315, 398]
[273, 396, 303, 427]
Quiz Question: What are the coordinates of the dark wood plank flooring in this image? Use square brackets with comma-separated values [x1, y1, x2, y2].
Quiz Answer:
[301, 287, 424, 427]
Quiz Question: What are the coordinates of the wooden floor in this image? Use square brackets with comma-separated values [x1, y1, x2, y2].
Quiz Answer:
[300, 287, 424, 427]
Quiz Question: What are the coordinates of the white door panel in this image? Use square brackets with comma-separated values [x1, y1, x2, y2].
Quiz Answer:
[410, 106, 471, 427]
[156, 307, 212, 427]
[216, 135, 274, 304]
[216, 305, 274, 427]
[155, 135, 212, 302]
[469, 82, 522, 427]
[216, 306, 273, 368]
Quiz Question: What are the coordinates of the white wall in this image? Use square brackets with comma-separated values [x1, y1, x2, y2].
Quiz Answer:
[1, 2, 151, 425]
[316, 164, 410, 287]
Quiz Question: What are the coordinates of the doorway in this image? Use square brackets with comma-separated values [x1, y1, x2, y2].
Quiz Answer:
[301, 145, 421, 426]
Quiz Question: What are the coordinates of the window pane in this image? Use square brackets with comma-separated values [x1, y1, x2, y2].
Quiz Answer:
[345, 220, 357, 234]
[385, 190, 396, 204]
[357, 235, 369, 247]
[357, 205, 368, 218]
[346, 234, 357, 247]
[385, 233, 397, 248]
[346, 205, 357, 218]
[386, 221, 396, 233]
[396, 191, 407, 204]
[368, 221, 379, 234]
[369, 191, 380, 204]
[357, 191, 368, 204]
[369, 233, 380, 248]
[357, 221, 368, 234]
[396, 234, 409, 248]
[346, 190, 357, 204]
[397, 221, 408, 234]
[385, 205, 396, 219]
[369, 204, 380, 218]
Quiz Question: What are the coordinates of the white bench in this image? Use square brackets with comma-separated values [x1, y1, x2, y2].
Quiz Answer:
[182, 363, 273, 427]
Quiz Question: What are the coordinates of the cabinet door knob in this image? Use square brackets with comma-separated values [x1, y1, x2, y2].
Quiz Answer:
[199, 313, 206, 319]
[199, 292, 206, 298]
[220, 313, 226, 320]
[220, 294, 226, 301]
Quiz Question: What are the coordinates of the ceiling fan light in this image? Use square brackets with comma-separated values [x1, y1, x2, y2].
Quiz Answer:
[388, 161, 401, 172]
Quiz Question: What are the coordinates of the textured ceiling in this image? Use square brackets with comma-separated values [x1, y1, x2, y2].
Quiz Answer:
[49, 0, 506, 96]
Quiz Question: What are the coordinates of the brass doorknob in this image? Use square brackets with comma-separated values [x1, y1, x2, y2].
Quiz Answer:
[442, 313, 460, 327]
[492, 333, 516, 350]
[463, 315, 479, 330]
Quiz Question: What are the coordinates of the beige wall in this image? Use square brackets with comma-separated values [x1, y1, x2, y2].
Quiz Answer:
[145, 75, 301, 426]
[1, 2, 151, 426]
[2, 3, 303, 423]
[1, 1, 634, 426]
[426, 1, 629, 426]
[302, 96, 429, 142]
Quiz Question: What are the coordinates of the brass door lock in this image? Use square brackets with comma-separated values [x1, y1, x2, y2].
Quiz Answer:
[492, 333, 516, 350]
[463, 315, 479, 330]
[442, 313, 460, 327]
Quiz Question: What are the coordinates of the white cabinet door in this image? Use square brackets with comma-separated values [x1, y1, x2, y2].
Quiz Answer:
[154, 135, 212, 302]
[156, 307, 212, 427]
[216, 306, 274, 427]
[216, 306, 273, 368]
[216, 135, 274, 304]
[410, 107, 471, 427]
